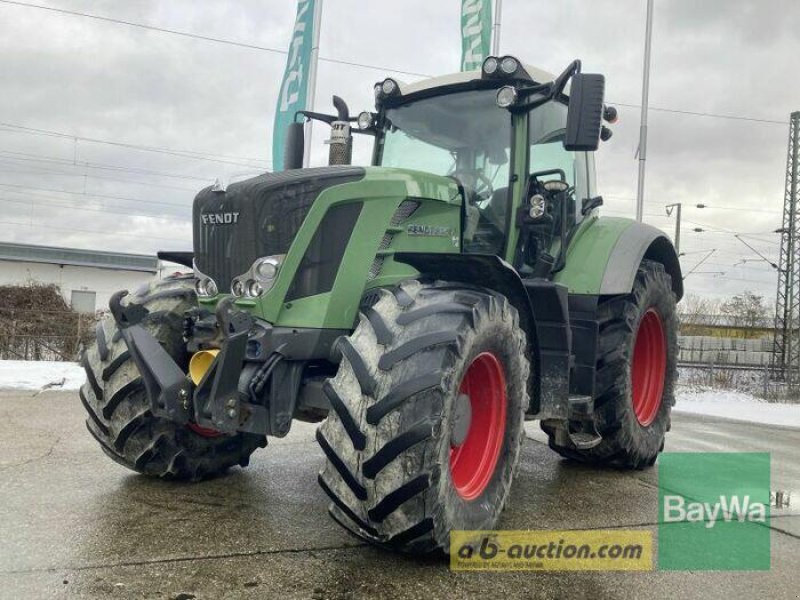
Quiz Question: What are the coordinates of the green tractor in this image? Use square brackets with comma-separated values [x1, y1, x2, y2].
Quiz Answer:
[80, 55, 681, 554]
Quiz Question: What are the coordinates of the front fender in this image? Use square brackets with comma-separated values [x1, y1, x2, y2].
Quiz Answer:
[554, 216, 683, 300]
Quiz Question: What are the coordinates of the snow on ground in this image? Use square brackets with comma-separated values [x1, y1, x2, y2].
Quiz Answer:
[0, 360, 798, 428]
[675, 388, 800, 428]
[0, 360, 85, 391]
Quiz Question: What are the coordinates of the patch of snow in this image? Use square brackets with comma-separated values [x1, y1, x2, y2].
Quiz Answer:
[0, 360, 85, 391]
[675, 388, 800, 428]
[0, 361, 797, 429]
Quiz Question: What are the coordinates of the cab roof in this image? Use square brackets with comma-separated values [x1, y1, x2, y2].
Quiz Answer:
[392, 63, 556, 97]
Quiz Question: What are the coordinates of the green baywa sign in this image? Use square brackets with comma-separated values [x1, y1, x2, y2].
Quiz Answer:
[273, 0, 317, 171]
[658, 452, 771, 570]
[460, 0, 492, 71]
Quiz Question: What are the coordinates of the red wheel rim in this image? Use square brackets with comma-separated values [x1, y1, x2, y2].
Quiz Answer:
[187, 422, 224, 438]
[449, 352, 507, 501]
[631, 308, 667, 426]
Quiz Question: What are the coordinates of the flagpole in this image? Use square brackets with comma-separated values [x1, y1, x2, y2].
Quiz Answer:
[635, 0, 654, 222]
[491, 0, 502, 55]
[303, 0, 323, 168]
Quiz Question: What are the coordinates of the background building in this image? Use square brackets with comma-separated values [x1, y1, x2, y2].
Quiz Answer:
[0, 242, 176, 313]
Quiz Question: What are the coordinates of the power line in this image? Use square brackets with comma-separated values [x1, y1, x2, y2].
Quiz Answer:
[697, 275, 776, 284]
[0, 0, 791, 128]
[611, 102, 788, 126]
[733, 234, 780, 269]
[0, 219, 187, 242]
[0, 160, 200, 192]
[601, 208, 667, 219]
[705, 260, 781, 275]
[0, 149, 212, 182]
[704, 248, 779, 259]
[683, 249, 716, 278]
[693, 203, 781, 215]
[0, 0, 431, 79]
[0, 122, 270, 168]
[682, 218, 781, 238]
[0, 196, 190, 222]
[605, 195, 782, 216]
[0, 181, 193, 210]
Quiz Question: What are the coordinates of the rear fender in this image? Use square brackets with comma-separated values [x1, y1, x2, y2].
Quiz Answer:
[554, 217, 683, 300]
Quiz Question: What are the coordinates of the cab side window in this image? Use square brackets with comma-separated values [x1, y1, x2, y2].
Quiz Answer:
[529, 103, 589, 224]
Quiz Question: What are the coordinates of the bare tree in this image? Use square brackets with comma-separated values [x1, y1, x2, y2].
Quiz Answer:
[719, 290, 771, 330]
[677, 294, 721, 329]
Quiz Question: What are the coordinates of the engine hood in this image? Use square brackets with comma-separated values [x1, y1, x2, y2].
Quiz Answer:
[193, 166, 365, 292]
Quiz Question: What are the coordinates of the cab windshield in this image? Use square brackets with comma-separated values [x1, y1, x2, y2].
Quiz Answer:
[378, 89, 512, 253]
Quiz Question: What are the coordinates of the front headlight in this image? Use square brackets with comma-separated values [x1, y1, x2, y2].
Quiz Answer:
[231, 278, 246, 297]
[195, 277, 218, 298]
[232, 255, 285, 298]
[192, 260, 218, 298]
[254, 257, 281, 280]
[246, 280, 264, 298]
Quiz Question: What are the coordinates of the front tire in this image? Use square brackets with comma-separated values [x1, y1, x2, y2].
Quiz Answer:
[542, 260, 678, 468]
[80, 275, 266, 481]
[317, 281, 529, 554]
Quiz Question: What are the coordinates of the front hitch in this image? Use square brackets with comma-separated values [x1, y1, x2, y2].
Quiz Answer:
[190, 298, 268, 434]
[110, 293, 281, 436]
[109, 291, 193, 423]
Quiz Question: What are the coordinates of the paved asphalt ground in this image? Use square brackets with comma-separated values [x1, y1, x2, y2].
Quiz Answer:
[0, 391, 798, 599]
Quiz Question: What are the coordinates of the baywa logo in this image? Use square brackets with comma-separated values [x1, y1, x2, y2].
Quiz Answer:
[658, 452, 770, 570]
[663, 494, 767, 528]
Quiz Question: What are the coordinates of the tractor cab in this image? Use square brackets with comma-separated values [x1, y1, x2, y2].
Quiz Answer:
[291, 56, 614, 282]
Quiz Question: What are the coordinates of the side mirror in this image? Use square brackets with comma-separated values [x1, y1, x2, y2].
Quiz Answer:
[284, 122, 305, 170]
[564, 73, 605, 152]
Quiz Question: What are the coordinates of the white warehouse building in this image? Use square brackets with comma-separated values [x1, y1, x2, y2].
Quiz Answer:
[0, 242, 179, 313]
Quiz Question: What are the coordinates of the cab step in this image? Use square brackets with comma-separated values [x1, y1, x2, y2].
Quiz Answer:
[567, 431, 603, 450]
[567, 395, 602, 449]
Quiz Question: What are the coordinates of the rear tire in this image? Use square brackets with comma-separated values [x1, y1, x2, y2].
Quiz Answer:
[80, 274, 266, 481]
[542, 260, 678, 468]
[317, 281, 529, 554]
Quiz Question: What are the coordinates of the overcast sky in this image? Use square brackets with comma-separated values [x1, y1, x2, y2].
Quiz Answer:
[2, 0, 799, 301]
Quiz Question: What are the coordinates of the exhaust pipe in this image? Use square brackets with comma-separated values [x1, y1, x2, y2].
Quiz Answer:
[327, 95, 352, 166]
[189, 349, 220, 385]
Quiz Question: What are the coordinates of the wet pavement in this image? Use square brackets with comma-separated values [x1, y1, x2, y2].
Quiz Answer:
[0, 390, 797, 599]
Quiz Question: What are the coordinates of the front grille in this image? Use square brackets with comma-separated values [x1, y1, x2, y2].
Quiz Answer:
[193, 167, 364, 292]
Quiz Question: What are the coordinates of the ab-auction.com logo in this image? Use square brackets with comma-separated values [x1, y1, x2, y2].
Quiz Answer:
[450, 530, 652, 571]
[658, 452, 771, 570]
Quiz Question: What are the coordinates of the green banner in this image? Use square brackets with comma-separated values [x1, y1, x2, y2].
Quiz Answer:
[658, 452, 770, 570]
[460, 0, 492, 71]
[273, 0, 317, 171]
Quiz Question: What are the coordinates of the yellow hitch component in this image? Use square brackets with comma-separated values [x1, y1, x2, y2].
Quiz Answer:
[189, 349, 220, 385]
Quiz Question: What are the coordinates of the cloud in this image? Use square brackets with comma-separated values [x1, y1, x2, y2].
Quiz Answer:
[0, 0, 797, 302]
